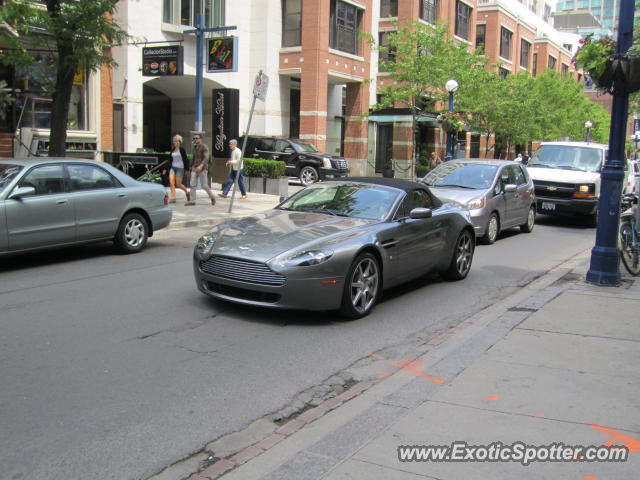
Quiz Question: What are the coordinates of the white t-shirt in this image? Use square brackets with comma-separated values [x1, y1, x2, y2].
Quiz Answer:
[171, 150, 184, 169]
[229, 148, 243, 171]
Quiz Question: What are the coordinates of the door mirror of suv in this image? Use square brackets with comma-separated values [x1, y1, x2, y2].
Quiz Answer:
[9, 185, 36, 199]
[504, 184, 517, 193]
[283, 148, 294, 154]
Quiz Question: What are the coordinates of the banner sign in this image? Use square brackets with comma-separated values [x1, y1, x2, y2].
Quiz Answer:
[142, 46, 183, 76]
[211, 88, 239, 157]
[207, 37, 238, 72]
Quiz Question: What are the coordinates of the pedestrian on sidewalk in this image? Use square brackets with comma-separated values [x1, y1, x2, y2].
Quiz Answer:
[186, 133, 216, 206]
[219, 139, 247, 199]
[163, 134, 190, 203]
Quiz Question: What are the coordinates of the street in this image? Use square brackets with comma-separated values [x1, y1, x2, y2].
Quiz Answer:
[0, 215, 596, 480]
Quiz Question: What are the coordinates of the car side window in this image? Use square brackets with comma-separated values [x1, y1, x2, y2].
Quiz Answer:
[19, 164, 66, 195]
[511, 165, 527, 185]
[394, 189, 433, 220]
[256, 138, 275, 152]
[274, 140, 291, 153]
[67, 164, 120, 191]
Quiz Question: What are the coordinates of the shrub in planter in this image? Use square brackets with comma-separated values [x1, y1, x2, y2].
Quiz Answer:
[243, 158, 287, 195]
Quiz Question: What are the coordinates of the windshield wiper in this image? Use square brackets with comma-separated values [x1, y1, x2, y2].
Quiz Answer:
[308, 208, 349, 217]
[528, 164, 555, 168]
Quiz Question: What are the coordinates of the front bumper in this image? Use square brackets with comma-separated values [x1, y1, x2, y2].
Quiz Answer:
[319, 167, 349, 180]
[535, 196, 597, 216]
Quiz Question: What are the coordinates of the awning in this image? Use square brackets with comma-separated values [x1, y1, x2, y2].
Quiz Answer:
[367, 114, 440, 127]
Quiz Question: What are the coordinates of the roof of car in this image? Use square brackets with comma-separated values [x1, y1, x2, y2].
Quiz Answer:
[0, 157, 98, 166]
[539, 141, 607, 149]
[443, 158, 520, 167]
[327, 176, 429, 193]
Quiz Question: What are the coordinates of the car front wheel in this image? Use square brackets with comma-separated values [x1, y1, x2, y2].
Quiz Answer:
[442, 229, 475, 281]
[299, 166, 319, 186]
[115, 212, 148, 253]
[339, 252, 380, 319]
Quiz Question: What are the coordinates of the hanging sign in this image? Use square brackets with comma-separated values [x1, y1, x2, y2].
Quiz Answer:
[142, 46, 184, 76]
[207, 37, 238, 72]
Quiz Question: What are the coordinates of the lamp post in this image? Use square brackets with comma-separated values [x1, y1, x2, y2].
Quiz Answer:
[585, 120, 593, 143]
[445, 79, 459, 162]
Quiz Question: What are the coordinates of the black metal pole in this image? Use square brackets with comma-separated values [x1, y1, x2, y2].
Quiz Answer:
[586, 0, 635, 286]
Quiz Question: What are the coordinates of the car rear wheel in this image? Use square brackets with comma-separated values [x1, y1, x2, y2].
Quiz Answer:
[520, 206, 536, 233]
[442, 229, 474, 281]
[339, 252, 380, 319]
[480, 213, 499, 244]
[299, 166, 319, 186]
[115, 213, 148, 253]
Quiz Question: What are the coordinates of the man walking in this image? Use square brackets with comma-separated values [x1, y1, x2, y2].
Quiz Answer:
[186, 133, 216, 206]
[218, 139, 247, 199]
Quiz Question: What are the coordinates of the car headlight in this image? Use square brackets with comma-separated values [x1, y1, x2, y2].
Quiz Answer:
[573, 184, 596, 198]
[467, 197, 486, 209]
[196, 233, 216, 258]
[276, 249, 334, 267]
[322, 157, 332, 168]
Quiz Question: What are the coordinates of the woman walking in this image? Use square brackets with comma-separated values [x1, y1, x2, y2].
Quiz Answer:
[163, 134, 190, 203]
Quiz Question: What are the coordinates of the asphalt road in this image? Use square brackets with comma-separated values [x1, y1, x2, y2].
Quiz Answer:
[0, 214, 596, 480]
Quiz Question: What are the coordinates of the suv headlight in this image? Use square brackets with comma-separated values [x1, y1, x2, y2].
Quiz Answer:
[467, 197, 486, 209]
[195, 233, 216, 258]
[573, 184, 596, 198]
[276, 249, 334, 267]
[322, 157, 332, 168]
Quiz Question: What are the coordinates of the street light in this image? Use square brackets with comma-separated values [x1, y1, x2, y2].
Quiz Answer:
[445, 79, 459, 162]
[585, 120, 593, 143]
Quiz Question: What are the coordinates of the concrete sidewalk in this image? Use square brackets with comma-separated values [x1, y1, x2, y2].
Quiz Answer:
[180, 251, 640, 480]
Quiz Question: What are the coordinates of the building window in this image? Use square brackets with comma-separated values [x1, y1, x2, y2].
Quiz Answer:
[533, 52, 538, 76]
[282, 0, 302, 47]
[420, 0, 438, 24]
[380, 0, 397, 17]
[520, 39, 530, 69]
[163, 0, 225, 28]
[543, 3, 551, 22]
[475, 24, 485, 52]
[530, 0, 538, 13]
[455, 1, 472, 40]
[548, 55, 557, 70]
[330, 0, 362, 55]
[561, 63, 569, 75]
[378, 32, 396, 69]
[500, 27, 512, 60]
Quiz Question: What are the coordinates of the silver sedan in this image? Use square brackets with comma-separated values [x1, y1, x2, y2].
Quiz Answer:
[422, 159, 536, 244]
[0, 158, 172, 255]
[193, 178, 475, 319]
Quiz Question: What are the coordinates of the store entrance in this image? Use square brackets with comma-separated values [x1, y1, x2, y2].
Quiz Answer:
[143, 84, 171, 152]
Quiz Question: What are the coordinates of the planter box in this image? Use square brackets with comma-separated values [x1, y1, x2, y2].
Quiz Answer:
[265, 177, 288, 197]
[247, 176, 266, 193]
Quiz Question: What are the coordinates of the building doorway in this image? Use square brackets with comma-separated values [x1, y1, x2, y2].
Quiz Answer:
[375, 123, 393, 173]
[143, 84, 171, 152]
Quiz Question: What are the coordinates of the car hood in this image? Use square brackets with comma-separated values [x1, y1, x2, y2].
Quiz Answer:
[208, 209, 376, 262]
[428, 186, 487, 206]
[527, 166, 600, 183]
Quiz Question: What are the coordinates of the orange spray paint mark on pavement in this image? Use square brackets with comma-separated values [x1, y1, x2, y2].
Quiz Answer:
[485, 396, 500, 402]
[584, 476, 598, 480]
[590, 424, 640, 452]
[366, 352, 444, 384]
[535, 413, 545, 417]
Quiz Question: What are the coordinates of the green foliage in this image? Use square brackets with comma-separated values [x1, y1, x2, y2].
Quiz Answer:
[137, 170, 162, 184]
[436, 111, 465, 133]
[243, 158, 286, 179]
[0, 80, 14, 121]
[573, 35, 615, 81]
[415, 164, 429, 178]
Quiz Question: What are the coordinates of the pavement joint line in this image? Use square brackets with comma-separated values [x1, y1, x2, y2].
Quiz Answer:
[346, 458, 445, 479]
[487, 357, 639, 378]
[514, 327, 640, 343]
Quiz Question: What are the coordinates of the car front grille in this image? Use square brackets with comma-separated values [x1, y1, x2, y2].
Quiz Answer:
[200, 256, 286, 286]
[206, 281, 281, 303]
[533, 180, 576, 199]
[332, 159, 348, 170]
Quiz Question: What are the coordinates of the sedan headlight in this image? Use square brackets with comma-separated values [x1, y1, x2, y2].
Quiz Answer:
[276, 249, 334, 267]
[195, 233, 216, 258]
[467, 197, 486, 209]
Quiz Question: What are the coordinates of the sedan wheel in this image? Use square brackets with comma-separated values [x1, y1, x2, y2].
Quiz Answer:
[481, 213, 499, 245]
[115, 213, 148, 253]
[442, 230, 474, 281]
[520, 206, 535, 233]
[340, 253, 380, 319]
[299, 166, 319, 186]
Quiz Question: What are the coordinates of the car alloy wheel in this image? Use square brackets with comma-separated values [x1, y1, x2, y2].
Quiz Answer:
[340, 253, 380, 319]
[520, 206, 535, 233]
[443, 229, 474, 280]
[115, 213, 148, 253]
[300, 166, 319, 186]
[481, 213, 499, 244]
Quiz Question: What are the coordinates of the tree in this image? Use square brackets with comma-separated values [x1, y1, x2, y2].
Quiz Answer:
[0, 0, 127, 156]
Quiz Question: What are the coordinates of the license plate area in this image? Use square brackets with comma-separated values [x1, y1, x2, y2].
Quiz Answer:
[541, 202, 556, 211]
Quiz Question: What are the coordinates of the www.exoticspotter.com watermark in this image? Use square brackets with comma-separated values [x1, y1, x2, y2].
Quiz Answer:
[398, 442, 628, 466]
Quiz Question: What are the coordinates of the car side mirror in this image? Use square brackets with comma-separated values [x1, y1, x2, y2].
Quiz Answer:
[409, 207, 432, 219]
[283, 148, 294, 154]
[504, 184, 517, 193]
[8, 185, 36, 199]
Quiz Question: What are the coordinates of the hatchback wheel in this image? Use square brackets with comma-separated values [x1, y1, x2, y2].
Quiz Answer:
[339, 252, 380, 319]
[115, 213, 148, 253]
[520, 206, 535, 233]
[480, 213, 499, 245]
[299, 166, 319, 186]
[443, 230, 474, 281]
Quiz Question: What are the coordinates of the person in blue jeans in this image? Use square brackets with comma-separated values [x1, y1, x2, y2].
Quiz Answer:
[219, 139, 247, 199]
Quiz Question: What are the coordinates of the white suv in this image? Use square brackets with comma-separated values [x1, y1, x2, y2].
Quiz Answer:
[527, 141, 607, 226]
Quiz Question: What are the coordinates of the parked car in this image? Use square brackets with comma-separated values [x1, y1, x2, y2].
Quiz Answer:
[624, 158, 640, 194]
[0, 158, 172, 255]
[239, 135, 349, 186]
[193, 177, 475, 319]
[421, 159, 536, 244]
[527, 141, 607, 226]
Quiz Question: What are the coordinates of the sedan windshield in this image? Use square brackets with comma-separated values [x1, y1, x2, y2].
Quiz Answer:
[529, 145, 603, 172]
[423, 163, 498, 190]
[0, 164, 23, 193]
[279, 183, 400, 220]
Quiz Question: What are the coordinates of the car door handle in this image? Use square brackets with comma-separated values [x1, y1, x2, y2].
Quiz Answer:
[118, 193, 127, 197]
[56, 199, 68, 204]
[379, 239, 398, 248]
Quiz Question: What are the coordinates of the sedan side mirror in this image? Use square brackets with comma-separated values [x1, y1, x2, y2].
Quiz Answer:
[8, 185, 36, 199]
[504, 184, 517, 193]
[409, 207, 432, 219]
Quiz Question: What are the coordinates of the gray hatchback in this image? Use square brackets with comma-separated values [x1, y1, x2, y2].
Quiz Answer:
[0, 158, 172, 255]
[422, 159, 536, 244]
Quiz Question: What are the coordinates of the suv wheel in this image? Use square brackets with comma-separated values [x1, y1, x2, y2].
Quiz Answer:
[299, 166, 319, 186]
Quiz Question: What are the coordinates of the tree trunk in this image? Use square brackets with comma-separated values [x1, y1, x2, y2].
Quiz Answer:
[48, 45, 77, 157]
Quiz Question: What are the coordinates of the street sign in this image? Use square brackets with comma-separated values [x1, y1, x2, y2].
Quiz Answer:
[253, 72, 269, 101]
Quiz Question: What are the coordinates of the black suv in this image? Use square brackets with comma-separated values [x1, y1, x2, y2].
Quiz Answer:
[239, 135, 349, 186]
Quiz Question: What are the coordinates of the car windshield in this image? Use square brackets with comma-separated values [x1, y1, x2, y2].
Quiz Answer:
[0, 164, 23, 193]
[529, 145, 603, 172]
[279, 183, 400, 220]
[423, 162, 498, 189]
[292, 141, 320, 153]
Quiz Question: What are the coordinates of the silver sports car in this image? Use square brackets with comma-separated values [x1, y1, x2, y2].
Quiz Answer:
[193, 178, 475, 318]
[0, 158, 172, 255]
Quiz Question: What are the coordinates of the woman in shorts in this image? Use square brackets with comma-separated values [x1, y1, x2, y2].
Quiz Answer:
[163, 134, 190, 203]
